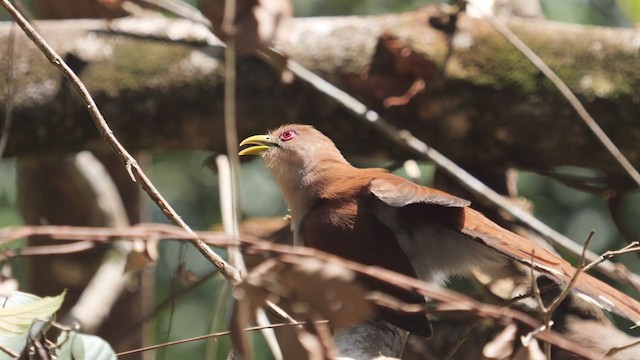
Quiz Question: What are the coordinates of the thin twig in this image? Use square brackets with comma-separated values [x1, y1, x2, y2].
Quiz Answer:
[605, 338, 640, 357]
[0, 0, 241, 286]
[443, 316, 480, 360]
[304, 317, 337, 359]
[0, 241, 96, 260]
[117, 321, 314, 357]
[0, 224, 237, 247]
[159, 239, 189, 360]
[217, 154, 283, 359]
[583, 241, 640, 273]
[0, 344, 18, 359]
[115, 269, 220, 344]
[217, 155, 245, 273]
[553, 229, 595, 309]
[535, 230, 595, 359]
[219, 0, 286, 355]
[221, 0, 243, 258]
[468, 4, 640, 187]
[442, 280, 560, 360]
[204, 279, 232, 358]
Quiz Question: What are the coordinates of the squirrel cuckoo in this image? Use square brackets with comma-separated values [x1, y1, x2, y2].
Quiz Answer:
[239, 124, 640, 338]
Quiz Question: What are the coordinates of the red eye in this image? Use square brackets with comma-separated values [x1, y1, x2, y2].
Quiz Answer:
[279, 130, 296, 142]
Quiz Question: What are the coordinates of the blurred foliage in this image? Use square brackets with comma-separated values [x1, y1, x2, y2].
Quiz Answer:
[1, 0, 640, 357]
[541, 0, 630, 26]
[0, 159, 20, 228]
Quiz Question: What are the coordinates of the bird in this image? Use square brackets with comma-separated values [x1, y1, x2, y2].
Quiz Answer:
[239, 124, 640, 338]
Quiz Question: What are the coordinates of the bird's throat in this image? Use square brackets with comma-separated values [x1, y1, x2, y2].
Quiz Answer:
[270, 160, 357, 243]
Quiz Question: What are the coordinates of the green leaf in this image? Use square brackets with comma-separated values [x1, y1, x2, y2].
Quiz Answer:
[56, 331, 85, 360]
[619, 0, 640, 24]
[0, 291, 65, 335]
[56, 332, 116, 360]
[0, 291, 65, 357]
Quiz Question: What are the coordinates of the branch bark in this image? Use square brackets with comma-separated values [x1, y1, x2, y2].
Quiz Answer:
[0, 8, 639, 177]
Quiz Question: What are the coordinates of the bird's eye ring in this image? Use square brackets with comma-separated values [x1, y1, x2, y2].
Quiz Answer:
[279, 130, 297, 142]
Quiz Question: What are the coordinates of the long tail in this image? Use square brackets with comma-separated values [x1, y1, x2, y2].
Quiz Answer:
[461, 207, 640, 326]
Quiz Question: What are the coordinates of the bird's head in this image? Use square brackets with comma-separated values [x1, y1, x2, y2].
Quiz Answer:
[239, 124, 351, 217]
[239, 124, 348, 173]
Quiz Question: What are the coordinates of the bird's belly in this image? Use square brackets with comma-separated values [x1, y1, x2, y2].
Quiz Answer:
[372, 206, 505, 284]
[396, 225, 505, 284]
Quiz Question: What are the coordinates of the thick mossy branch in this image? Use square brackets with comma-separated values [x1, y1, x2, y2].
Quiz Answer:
[0, 8, 639, 177]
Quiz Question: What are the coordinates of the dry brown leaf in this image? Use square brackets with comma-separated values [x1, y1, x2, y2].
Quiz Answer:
[293, 324, 330, 360]
[278, 257, 374, 328]
[124, 238, 158, 272]
[176, 264, 201, 285]
[483, 323, 518, 359]
[513, 338, 545, 360]
[230, 257, 375, 358]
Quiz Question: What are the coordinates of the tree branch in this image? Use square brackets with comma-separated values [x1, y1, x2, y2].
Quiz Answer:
[0, 10, 639, 177]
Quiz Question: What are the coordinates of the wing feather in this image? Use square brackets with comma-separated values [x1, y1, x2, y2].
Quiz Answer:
[369, 176, 470, 208]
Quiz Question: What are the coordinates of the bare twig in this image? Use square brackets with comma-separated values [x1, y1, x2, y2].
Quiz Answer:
[117, 321, 315, 357]
[531, 230, 595, 359]
[583, 241, 640, 273]
[0, 0, 241, 286]
[442, 281, 560, 360]
[218, 154, 283, 359]
[115, 269, 220, 344]
[4, 225, 639, 287]
[217, 155, 245, 272]
[0, 241, 96, 260]
[468, 3, 640, 187]
[443, 316, 479, 360]
[159, 241, 189, 360]
[606, 338, 640, 357]
[0, 224, 237, 246]
[304, 318, 337, 359]
[0, 344, 18, 359]
[221, 0, 243, 259]
[219, 0, 286, 354]
[204, 279, 232, 358]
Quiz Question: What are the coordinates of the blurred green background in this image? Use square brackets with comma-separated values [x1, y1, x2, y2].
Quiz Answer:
[1, 0, 640, 358]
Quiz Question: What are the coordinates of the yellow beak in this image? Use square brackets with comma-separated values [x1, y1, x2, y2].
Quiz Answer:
[238, 134, 278, 156]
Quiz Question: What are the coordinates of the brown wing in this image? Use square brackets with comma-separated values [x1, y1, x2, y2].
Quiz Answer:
[462, 207, 640, 326]
[370, 176, 470, 208]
